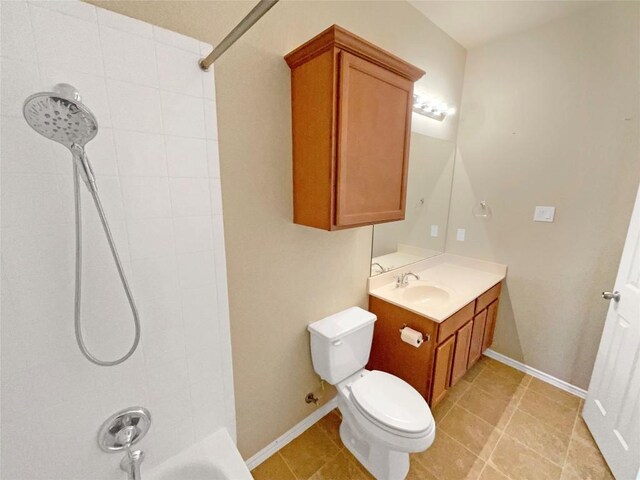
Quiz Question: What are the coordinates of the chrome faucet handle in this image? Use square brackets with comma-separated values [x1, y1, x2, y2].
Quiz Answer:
[98, 407, 151, 453]
[99, 408, 150, 480]
[115, 425, 137, 448]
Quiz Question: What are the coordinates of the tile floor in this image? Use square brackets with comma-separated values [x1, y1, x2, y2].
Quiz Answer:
[251, 356, 613, 480]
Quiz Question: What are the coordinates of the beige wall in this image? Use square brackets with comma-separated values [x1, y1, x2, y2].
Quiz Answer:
[446, 3, 640, 389]
[86, 0, 467, 458]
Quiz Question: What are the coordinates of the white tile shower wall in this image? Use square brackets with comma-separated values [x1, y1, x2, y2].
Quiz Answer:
[0, 2, 235, 479]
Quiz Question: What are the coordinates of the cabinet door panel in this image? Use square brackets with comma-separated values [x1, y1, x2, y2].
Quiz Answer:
[482, 300, 499, 352]
[468, 310, 487, 368]
[367, 296, 436, 398]
[336, 51, 412, 226]
[451, 321, 473, 386]
[431, 336, 455, 406]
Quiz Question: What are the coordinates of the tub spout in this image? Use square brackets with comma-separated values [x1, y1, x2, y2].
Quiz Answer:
[120, 448, 144, 480]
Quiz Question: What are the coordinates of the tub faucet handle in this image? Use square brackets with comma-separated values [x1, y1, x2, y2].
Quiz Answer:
[116, 425, 137, 448]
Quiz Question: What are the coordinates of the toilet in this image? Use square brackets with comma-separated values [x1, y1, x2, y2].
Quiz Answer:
[308, 307, 435, 480]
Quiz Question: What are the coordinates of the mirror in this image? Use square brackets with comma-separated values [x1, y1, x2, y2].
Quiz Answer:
[371, 132, 456, 275]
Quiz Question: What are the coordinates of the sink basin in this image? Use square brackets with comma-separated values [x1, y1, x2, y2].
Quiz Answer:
[402, 284, 450, 305]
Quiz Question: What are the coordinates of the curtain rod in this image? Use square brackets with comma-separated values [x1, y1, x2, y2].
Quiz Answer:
[199, 0, 280, 71]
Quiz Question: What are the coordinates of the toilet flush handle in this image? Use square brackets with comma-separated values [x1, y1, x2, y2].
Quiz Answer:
[332, 340, 343, 346]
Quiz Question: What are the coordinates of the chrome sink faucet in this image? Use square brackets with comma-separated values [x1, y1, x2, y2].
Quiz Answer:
[371, 262, 386, 273]
[395, 272, 420, 288]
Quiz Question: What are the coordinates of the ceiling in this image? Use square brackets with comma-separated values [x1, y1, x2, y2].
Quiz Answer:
[409, 1, 600, 48]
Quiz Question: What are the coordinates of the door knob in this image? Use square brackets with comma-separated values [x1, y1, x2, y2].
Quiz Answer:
[602, 291, 621, 302]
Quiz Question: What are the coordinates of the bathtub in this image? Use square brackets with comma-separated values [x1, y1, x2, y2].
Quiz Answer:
[145, 429, 253, 480]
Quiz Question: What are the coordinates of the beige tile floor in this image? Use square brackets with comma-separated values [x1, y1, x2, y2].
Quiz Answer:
[251, 356, 613, 480]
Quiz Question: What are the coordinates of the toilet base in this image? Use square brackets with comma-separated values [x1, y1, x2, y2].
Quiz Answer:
[338, 410, 410, 480]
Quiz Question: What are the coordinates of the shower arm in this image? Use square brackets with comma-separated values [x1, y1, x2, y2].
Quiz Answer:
[199, 0, 279, 71]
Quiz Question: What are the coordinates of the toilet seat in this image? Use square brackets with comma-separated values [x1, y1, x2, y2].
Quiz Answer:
[350, 370, 433, 438]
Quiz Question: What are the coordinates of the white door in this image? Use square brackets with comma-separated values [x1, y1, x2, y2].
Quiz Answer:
[584, 185, 640, 480]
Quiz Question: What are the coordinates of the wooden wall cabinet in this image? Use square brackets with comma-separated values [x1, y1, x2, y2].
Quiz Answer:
[368, 282, 502, 406]
[284, 26, 425, 230]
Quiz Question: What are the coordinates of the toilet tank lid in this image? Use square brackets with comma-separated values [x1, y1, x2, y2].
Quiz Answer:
[307, 307, 376, 340]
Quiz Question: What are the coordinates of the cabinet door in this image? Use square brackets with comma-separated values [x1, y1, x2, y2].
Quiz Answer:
[482, 300, 499, 352]
[431, 335, 455, 406]
[367, 296, 437, 399]
[335, 51, 413, 227]
[468, 310, 487, 368]
[450, 321, 473, 386]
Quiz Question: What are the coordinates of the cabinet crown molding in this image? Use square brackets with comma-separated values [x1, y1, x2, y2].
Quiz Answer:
[284, 24, 425, 81]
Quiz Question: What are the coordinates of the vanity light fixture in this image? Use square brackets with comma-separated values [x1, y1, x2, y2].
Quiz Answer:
[412, 94, 456, 121]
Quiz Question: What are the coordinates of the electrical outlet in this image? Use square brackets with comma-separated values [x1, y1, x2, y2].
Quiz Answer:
[430, 225, 438, 237]
[456, 228, 466, 241]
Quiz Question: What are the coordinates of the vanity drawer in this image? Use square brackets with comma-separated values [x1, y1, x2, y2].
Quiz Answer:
[476, 282, 502, 313]
[437, 301, 475, 344]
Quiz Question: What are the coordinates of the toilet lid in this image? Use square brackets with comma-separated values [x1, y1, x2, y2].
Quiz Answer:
[350, 371, 432, 434]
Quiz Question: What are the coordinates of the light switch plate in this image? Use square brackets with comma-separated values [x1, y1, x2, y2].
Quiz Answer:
[534, 206, 556, 222]
[456, 228, 465, 241]
[430, 225, 438, 237]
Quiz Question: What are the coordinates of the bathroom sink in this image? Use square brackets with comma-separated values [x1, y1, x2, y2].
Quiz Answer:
[402, 284, 450, 305]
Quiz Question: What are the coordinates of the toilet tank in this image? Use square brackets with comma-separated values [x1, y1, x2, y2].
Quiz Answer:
[308, 307, 376, 384]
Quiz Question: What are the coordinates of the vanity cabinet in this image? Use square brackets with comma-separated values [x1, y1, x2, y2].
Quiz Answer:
[284, 26, 425, 231]
[368, 281, 502, 406]
[450, 320, 473, 386]
[367, 295, 438, 399]
[468, 309, 487, 367]
[483, 299, 499, 352]
[431, 336, 455, 405]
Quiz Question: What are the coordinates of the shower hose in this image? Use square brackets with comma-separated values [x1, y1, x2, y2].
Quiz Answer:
[73, 161, 141, 366]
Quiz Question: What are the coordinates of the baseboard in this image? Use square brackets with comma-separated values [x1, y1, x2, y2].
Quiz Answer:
[484, 349, 587, 399]
[245, 397, 339, 471]
[245, 352, 587, 471]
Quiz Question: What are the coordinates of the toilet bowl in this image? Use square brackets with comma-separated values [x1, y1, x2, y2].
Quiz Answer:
[336, 370, 435, 479]
[308, 307, 435, 480]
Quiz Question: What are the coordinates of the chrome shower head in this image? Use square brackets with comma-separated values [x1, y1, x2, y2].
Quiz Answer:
[23, 83, 98, 149]
[23, 84, 99, 193]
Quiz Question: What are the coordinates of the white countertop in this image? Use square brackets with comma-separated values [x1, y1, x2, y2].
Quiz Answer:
[368, 254, 507, 323]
